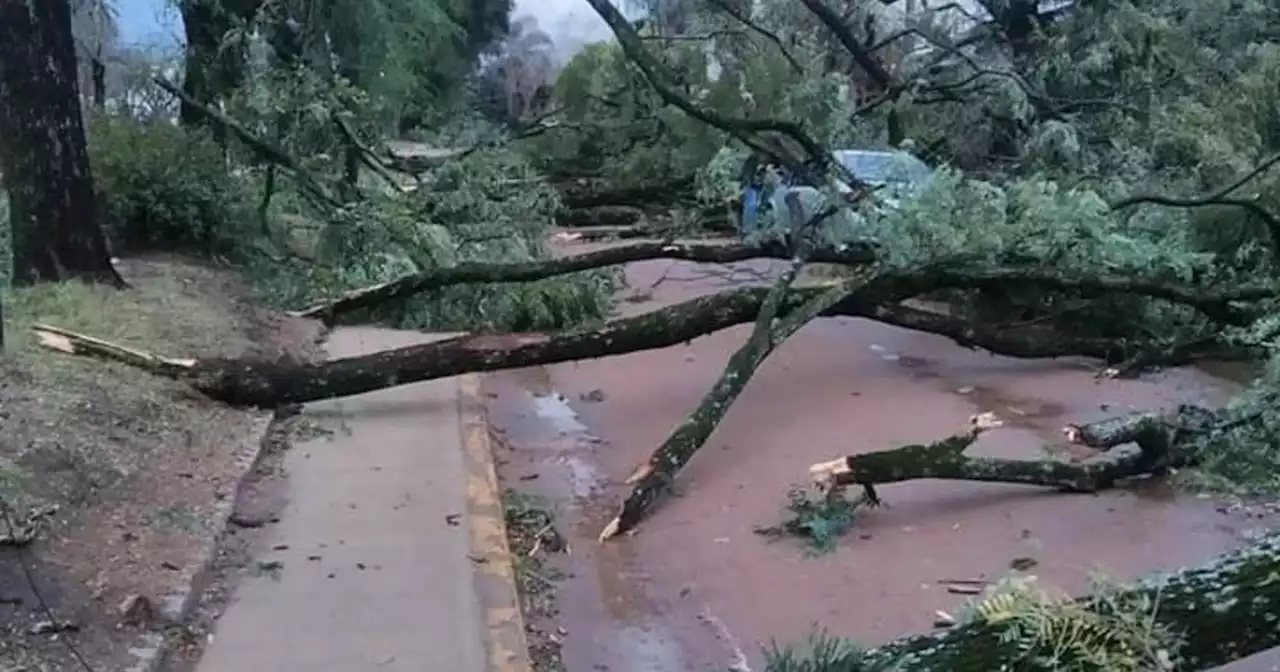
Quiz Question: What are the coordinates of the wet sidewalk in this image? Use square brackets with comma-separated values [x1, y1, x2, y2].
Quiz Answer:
[194, 328, 521, 672]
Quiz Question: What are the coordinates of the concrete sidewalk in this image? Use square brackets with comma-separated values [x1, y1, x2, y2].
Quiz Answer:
[194, 327, 528, 672]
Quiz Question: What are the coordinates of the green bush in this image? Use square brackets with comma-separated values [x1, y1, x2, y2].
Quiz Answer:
[87, 114, 256, 259]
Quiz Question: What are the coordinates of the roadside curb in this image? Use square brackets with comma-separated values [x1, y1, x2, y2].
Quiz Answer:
[459, 373, 535, 672]
[124, 407, 280, 672]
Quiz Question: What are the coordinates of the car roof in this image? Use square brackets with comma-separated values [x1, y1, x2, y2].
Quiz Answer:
[830, 150, 933, 186]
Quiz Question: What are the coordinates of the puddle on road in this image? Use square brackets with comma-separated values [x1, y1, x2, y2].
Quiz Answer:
[530, 392, 589, 434]
[519, 249, 1278, 669]
[485, 371, 737, 672]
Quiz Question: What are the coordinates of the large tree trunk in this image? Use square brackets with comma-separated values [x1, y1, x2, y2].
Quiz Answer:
[769, 527, 1280, 671]
[33, 257, 1266, 408]
[0, 0, 125, 287]
[601, 269, 868, 539]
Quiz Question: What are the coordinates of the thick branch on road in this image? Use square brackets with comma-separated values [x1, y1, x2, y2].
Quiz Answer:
[288, 240, 879, 321]
[599, 262, 869, 541]
[33, 273, 1267, 408]
[290, 241, 1270, 327]
[810, 528, 1280, 671]
[808, 406, 1220, 507]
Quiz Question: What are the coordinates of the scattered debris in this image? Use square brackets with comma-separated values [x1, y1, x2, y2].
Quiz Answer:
[1009, 557, 1039, 571]
[117, 594, 154, 627]
[754, 485, 860, 556]
[28, 619, 79, 635]
[254, 560, 284, 580]
[503, 491, 567, 672]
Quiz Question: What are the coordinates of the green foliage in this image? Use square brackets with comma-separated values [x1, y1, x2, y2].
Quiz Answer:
[762, 576, 1182, 672]
[248, 131, 620, 333]
[87, 114, 257, 259]
[957, 575, 1181, 671]
[754, 486, 861, 556]
[525, 40, 726, 186]
[764, 632, 877, 672]
[1187, 316, 1280, 494]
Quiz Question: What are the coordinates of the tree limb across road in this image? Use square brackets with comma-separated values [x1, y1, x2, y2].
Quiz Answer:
[32, 257, 1267, 407]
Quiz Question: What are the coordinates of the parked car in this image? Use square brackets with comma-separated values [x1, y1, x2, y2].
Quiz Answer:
[739, 149, 933, 235]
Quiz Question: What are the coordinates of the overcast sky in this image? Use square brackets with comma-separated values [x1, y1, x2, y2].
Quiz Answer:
[115, 0, 623, 57]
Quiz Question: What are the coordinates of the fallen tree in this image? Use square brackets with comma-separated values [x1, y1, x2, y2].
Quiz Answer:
[761, 407, 1231, 555]
[287, 238, 878, 320]
[765, 408, 1278, 670]
[807, 405, 1219, 506]
[36, 259, 1264, 408]
[766, 525, 1280, 671]
[600, 223, 874, 539]
[289, 238, 1269, 326]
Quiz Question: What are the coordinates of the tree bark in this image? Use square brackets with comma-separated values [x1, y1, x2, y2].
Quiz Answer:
[33, 271, 1265, 409]
[287, 239, 877, 320]
[176, 0, 260, 136]
[0, 0, 125, 287]
[600, 268, 868, 540]
[808, 406, 1219, 508]
[789, 528, 1280, 671]
[289, 240, 1270, 330]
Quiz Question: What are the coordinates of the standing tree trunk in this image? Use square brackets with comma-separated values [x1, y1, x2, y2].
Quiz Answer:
[177, 0, 259, 143]
[0, 0, 126, 287]
[90, 43, 106, 109]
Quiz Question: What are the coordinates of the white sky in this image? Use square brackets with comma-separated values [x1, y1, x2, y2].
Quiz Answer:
[118, 0, 632, 59]
[512, 0, 637, 65]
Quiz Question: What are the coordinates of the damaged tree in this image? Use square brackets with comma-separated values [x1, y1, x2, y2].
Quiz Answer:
[32, 257, 1266, 404]
[768, 525, 1280, 671]
[807, 406, 1220, 512]
[764, 408, 1279, 670]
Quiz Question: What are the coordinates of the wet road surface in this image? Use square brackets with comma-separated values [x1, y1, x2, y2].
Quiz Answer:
[486, 239, 1280, 671]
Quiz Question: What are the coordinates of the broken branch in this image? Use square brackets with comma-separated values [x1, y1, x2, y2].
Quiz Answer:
[291, 241, 1271, 327]
[600, 267, 874, 541]
[35, 266, 1267, 409]
[288, 239, 878, 321]
[809, 405, 1220, 510]
[832, 527, 1280, 670]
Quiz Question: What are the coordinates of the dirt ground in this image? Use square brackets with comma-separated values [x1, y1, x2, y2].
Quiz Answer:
[487, 239, 1280, 671]
[0, 255, 323, 671]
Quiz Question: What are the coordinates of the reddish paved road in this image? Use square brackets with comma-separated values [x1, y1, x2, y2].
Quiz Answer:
[486, 238, 1280, 671]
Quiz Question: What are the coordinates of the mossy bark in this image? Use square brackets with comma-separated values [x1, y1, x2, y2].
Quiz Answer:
[600, 266, 867, 539]
[291, 241, 1268, 333]
[290, 240, 879, 320]
[835, 529, 1280, 671]
[818, 408, 1219, 512]
[814, 405, 1220, 509]
[127, 286, 1244, 408]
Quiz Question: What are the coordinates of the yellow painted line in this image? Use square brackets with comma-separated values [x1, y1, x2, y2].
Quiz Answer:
[459, 374, 534, 672]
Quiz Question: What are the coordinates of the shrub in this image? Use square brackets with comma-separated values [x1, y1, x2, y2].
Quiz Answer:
[87, 114, 256, 259]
